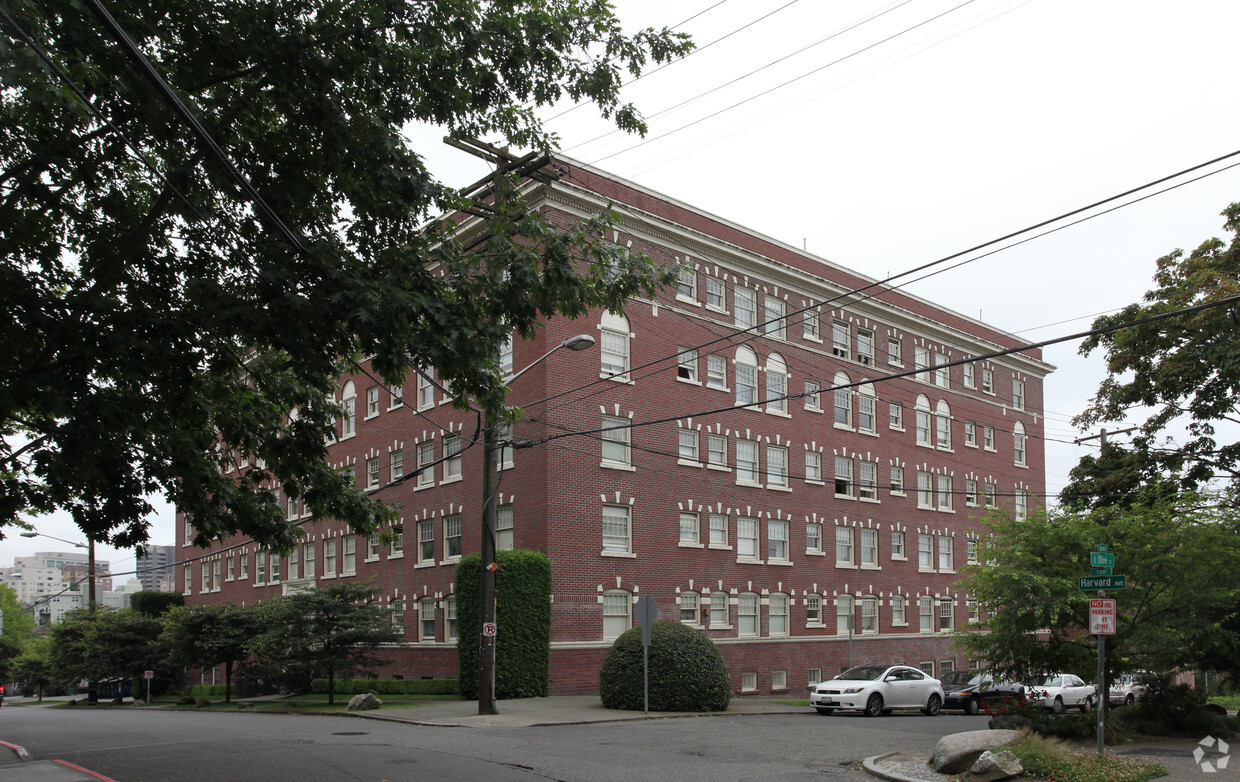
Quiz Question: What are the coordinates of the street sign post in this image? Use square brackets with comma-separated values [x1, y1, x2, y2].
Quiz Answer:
[635, 595, 657, 714]
[1088, 544, 1117, 757]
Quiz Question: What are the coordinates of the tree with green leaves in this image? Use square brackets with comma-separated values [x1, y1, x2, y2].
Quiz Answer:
[246, 582, 400, 704]
[128, 591, 184, 618]
[1, 1, 690, 552]
[161, 602, 263, 703]
[955, 498, 1240, 685]
[46, 607, 169, 698]
[10, 639, 53, 700]
[1075, 202, 1240, 494]
[0, 583, 35, 650]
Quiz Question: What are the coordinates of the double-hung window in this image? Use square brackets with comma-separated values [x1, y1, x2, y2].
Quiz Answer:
[679, 512, 699, 544]
[496, 505, 515, 550]
[602, 591, 631, 641]
[765, 355, 787, 413]
[763, 297, 785, 338]
[805, 450, 822, 482]
[768, 521, 788, 562]
[678, 428, 698, 462]
[677, 348, 698, 382]
[417, 520, 434, 564]
[707, 434, 727, 468]
[734, 288, 756, 329]
[735, 348, 757, 405]
[709, 513, 728, 546]
[768, 593, 789, 635]
[706, 355, 727, 389]
[602, 505, 632, 553]
[444, 435, 462, 480]
[766, 445, 788, 487]
[1013, 379, 1025, 410]
[736, 439, 759, 483]
[938, 535, 953, 571]
[835, 456, 853, 497]
[417, 441, 434, 487]
[444, 515, 462, 560]
[804, 380, 821, 410]
[705, 277, 725, 310]
[600, 312, 630, 380]
[860, 528, 878, 566]
[836, 527, 854, 565]
[676, 266, 696, 300]
[738, 593, 759, 636]
[601, 416, 631, 466]
[918, 533, 934, 570]
[737, 517, 759, 558]
[858, 461, 878, 500]
[857, 328, 875, 365]
[832, 320, 849, 357]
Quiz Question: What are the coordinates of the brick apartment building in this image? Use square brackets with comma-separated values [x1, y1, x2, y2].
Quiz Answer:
[181, 157, 1051, 695]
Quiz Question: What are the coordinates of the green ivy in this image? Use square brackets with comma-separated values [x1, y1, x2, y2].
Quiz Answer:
[455, 550, 552, 699]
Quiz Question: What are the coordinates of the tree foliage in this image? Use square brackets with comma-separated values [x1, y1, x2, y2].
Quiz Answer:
[128, 590, 184, 618]
[161, 602, 263, 702]
[0, 0, 690, 551]
[0, 582, 35, 646]
[955, 500, 1240, 685]
[1076, 202, 1240, 493]
[245, 581, 400, 704]
[46, 607, 170, 690]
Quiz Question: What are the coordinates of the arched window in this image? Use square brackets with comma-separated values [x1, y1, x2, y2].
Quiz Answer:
[602, 589, 632, 641]
[858, 382, 877, 433]
[833, 371, 852, 427]
[340, 381, 356, 437]
[935, 399, 952, 449]
[915, 394, 931, 446]
[600, 311, 629, 380]
[765, 353, 787, 413]
[1013, 421, 1027, 466]
[735, 346, 758, 405]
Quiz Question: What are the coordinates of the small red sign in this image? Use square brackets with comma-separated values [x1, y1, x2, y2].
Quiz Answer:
[482, 622, 497, 637]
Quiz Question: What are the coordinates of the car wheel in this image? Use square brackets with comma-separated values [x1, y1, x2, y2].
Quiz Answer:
[864, 693, 884, 717]
[1125, 694, 1135, 707]
[815, 707, 834, 715]
[964, 697, 981, 716]
[1051, 696, 1064, 714]
[922, 693, 942, 716]
[1080, 696, 1093, 714]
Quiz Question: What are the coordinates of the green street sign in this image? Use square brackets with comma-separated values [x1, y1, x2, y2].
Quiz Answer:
[1079, 575, 1126, 591]
[1091, 567, 1113, 576]
[1097, 545, 1109, 553]
[1090, 552, 1116, 568]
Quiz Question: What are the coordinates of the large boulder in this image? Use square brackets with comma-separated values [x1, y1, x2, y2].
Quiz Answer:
[933, 730, 1021, 774]
[346, 692, 382, 712]
[963, 750, 1024, 782]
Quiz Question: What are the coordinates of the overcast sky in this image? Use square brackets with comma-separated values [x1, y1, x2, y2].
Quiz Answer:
[11, 0, 1240, 571]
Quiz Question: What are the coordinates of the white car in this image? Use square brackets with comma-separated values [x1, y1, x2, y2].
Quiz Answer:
[1027, 673, 1095, 713]
[810, 664, 944, 717]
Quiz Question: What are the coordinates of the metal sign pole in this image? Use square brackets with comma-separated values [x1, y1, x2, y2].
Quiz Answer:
[1096, 589, 1106, 755]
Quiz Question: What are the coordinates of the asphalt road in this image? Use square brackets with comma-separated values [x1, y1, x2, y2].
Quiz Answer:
[0, 705, 983, 782]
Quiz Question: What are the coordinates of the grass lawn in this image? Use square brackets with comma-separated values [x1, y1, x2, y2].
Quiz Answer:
[1002, 732, 1168, 782]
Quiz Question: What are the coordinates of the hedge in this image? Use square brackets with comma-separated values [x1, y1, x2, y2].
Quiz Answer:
[310, 678, 459, 696]
[455, 550, 552, 699]
[185, 684, 228, 697]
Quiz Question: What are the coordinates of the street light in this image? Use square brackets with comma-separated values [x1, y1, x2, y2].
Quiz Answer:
[21, 531, 96, 611]
[479, 333, 595, 715]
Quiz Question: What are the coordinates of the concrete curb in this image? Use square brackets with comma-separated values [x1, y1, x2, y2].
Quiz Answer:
[0, 740, 31, 762]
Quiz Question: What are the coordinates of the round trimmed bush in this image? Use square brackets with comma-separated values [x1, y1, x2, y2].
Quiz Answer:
[599, 620, 731, 712]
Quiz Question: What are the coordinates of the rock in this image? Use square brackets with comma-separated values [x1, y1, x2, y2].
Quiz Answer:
[963, 750, 1024, 782]
[1204, 703, 1227, 716]
[933, 730, 1021, 774]
[988, 714, 1033, 730]
[346, 692, 382, 712]
[195, 699, 211, 708]
[237, 701, 255, 709]
[177, 696, 196, 705]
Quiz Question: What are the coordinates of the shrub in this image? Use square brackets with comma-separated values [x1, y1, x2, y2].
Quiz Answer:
[599, 621, 730, 712]
[1002, 730, 1166, 782]
[1136, 675, 1206, 724]
[185, 685, 227, 697]
[455, 550, 552, 700]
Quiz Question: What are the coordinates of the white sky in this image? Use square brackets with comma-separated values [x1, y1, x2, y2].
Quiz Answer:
[9, 0, 1239, 570]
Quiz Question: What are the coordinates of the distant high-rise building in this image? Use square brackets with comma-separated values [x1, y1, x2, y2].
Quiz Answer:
[135, 544, 177, 592]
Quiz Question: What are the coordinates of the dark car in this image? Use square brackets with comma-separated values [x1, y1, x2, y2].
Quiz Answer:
[940, 670, 1026, 715]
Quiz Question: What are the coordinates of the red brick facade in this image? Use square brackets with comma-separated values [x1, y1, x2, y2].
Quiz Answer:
[182, 159, 1050, 696]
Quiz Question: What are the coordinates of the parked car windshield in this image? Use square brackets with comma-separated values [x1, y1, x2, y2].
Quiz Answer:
[941, 671, 975, 686]
[837, 665, 888, 681]
[1031, 675, 1062, 687]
